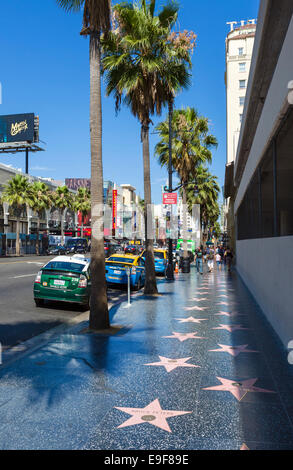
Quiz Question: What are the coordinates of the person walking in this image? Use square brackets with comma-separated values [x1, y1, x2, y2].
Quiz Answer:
[215, 251, 222, 271]
[195, 246, 204, 275]
[224, 247, 233, 272]
[207, 250, 214, 273]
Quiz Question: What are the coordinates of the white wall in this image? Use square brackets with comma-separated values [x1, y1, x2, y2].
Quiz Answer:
[236, 237, 293, 347]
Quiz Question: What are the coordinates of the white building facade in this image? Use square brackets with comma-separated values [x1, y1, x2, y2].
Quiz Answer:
[225, 0, 293, 348]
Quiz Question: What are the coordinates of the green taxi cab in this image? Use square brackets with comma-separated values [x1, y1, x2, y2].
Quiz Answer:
[33, 255, 91, 309]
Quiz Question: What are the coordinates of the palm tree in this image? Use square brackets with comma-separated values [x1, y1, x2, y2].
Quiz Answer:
[73, 187, 91, 237]
[155, 107, 218, 257]
[27, 181, 52, 255]
[1, 175, 31, 256]
[185, 166, 220, 239]
[56, 0, 111, 329]
[52, 185, 74, 245]
[103, 0, 191, 293]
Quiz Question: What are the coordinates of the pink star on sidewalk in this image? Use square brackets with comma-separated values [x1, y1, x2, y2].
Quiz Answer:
[185, 306, 208, 311]
[192, 298, 208, 302]
[209, 344, 259, 357]
[203, 377, 276, 401]
[163, 332, 206, 342]
[217, 301, 230, 306]
[215, 311, 244, 317]
[240, 443, 250, 450]
[213, 324, 250, 332]
[115, 399, 192, 433]
[218, 295, 229, 298]
[176, 317, 208, 324]
[144, 356, 200, 372]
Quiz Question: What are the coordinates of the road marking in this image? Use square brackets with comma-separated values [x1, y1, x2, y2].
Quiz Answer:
[10, 273, 37, 279]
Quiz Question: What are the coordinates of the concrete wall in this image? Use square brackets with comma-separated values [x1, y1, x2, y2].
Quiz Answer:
[236, 237, 293, 347]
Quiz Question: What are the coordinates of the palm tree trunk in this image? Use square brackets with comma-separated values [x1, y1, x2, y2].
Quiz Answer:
[61, 210, 65, 246]
[36, 216, 40, 256]
[182, 185, 188, 259]
[89, 32, 109, 330]
[16, 218, 20, 256]
[142, 122, 158, 295]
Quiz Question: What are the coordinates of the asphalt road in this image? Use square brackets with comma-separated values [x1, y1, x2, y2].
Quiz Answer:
[0, 255, 125, 350]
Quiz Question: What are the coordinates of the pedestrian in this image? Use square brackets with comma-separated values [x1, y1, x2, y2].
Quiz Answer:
[215, 251, 222, 270]
[224, 247, 233, 272]
[207, 250, 214, 273]
[195, 246, 204, 275]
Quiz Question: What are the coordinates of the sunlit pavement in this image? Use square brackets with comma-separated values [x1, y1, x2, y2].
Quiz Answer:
[0, 264, 293, 450]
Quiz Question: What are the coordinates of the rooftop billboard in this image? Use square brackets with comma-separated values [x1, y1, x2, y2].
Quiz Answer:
[0, 113, 35, 143]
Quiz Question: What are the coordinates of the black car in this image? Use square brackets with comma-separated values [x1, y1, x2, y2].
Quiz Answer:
[66, 238, 88, 254]
[124, 245, 138, 255]
[46, 244, 68, 256]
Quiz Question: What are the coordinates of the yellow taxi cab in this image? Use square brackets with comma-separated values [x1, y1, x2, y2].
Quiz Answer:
[141, 248, 167, 274]
[105, 254, 145, 290]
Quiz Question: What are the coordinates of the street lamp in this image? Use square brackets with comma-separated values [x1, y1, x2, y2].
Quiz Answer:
[165, 98, 175, 281]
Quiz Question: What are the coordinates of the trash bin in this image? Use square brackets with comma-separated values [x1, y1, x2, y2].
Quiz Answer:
[182, 258, 191, 273]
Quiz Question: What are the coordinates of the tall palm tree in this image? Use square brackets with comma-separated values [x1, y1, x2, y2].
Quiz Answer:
[1, 175, 31, 256]
[52, 185, 74, 245]
[56, 0, 111, 329]
[27, 181, 52, 255]
[185, 166, 220, 238]
[155, 107, 218, 257]
[73, 187, 91, 237]
[103, 0, 191, 293]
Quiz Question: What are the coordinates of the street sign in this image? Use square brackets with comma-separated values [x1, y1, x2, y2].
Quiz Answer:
[163, 193, 177, 205]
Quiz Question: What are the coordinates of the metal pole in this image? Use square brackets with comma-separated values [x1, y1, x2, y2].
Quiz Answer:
[25, 148, 29, 174]
[166, 97, 174, 280]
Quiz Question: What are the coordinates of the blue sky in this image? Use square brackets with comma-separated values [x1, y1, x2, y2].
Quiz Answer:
[0, 0, 259, 204]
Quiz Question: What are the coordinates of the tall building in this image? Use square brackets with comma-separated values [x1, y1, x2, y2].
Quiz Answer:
[224, 19, 256, 248]
[224, 0, 293, 348]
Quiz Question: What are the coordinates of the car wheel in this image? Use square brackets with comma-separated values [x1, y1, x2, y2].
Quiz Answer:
[35, 299, 44, 307]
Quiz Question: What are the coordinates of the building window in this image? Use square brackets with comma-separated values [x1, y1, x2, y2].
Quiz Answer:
[260, 146, 274, 238]
[239, 80, 246, 89]
[238, 47, 244, 56]
[239, 96, 245, 106]
[240, 114, 243, 123]
[239, 62, 246, 72]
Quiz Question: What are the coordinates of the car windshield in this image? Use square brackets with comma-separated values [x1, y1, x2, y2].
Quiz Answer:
[107, 257, 135, 264]
[154, 252, 165, 260]
[44, 261, 86, 272]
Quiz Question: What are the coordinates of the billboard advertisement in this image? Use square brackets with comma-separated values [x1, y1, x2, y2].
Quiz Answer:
[0, 113, 35, 143]
[112, 189, 117, 231]
[65, 178, 91, 191]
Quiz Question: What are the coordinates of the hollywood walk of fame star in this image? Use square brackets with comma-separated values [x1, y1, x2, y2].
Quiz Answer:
[240, 444, 250, 450]
[217, 301, 230, 306]
[202, 377, 276, 401]
[185, 306, 208, 311]
[209, 344, 259, 357]
[176, 317, 208, 324]
[215, 311, 245, 317]
[163, 332, 206, 342]
[190, 298, 209, 302]
[218, 295, 229, 298]
[115, 399, 192, 433]
[144, 356, 200, 372]
[213, 324, 250, 332]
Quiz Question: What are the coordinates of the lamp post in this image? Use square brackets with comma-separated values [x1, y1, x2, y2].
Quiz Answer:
[165, 97, 174, 281]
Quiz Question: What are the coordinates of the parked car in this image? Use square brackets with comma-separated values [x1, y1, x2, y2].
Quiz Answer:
[46, 244, 68, 256]
[33, 255, 91, 309]
[105, 254, 145, 290]
[66, 238, 88, 254]
[141, 248, 168, 275]
[124, 245, 139, 255]
[104, 240, 121, 258]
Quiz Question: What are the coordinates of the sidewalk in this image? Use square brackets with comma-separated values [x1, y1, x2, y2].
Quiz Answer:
[0, 265, 293, 450]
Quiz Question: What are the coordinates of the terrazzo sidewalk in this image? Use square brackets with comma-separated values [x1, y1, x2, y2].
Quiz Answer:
[0, 265, 293, 450]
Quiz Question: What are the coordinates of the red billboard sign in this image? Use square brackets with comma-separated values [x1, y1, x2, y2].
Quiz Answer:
[163, 193, 177, 205]
[112, 189, 118, 230]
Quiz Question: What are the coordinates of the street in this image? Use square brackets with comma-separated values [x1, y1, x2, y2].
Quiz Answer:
[0, 256, 125, 350]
